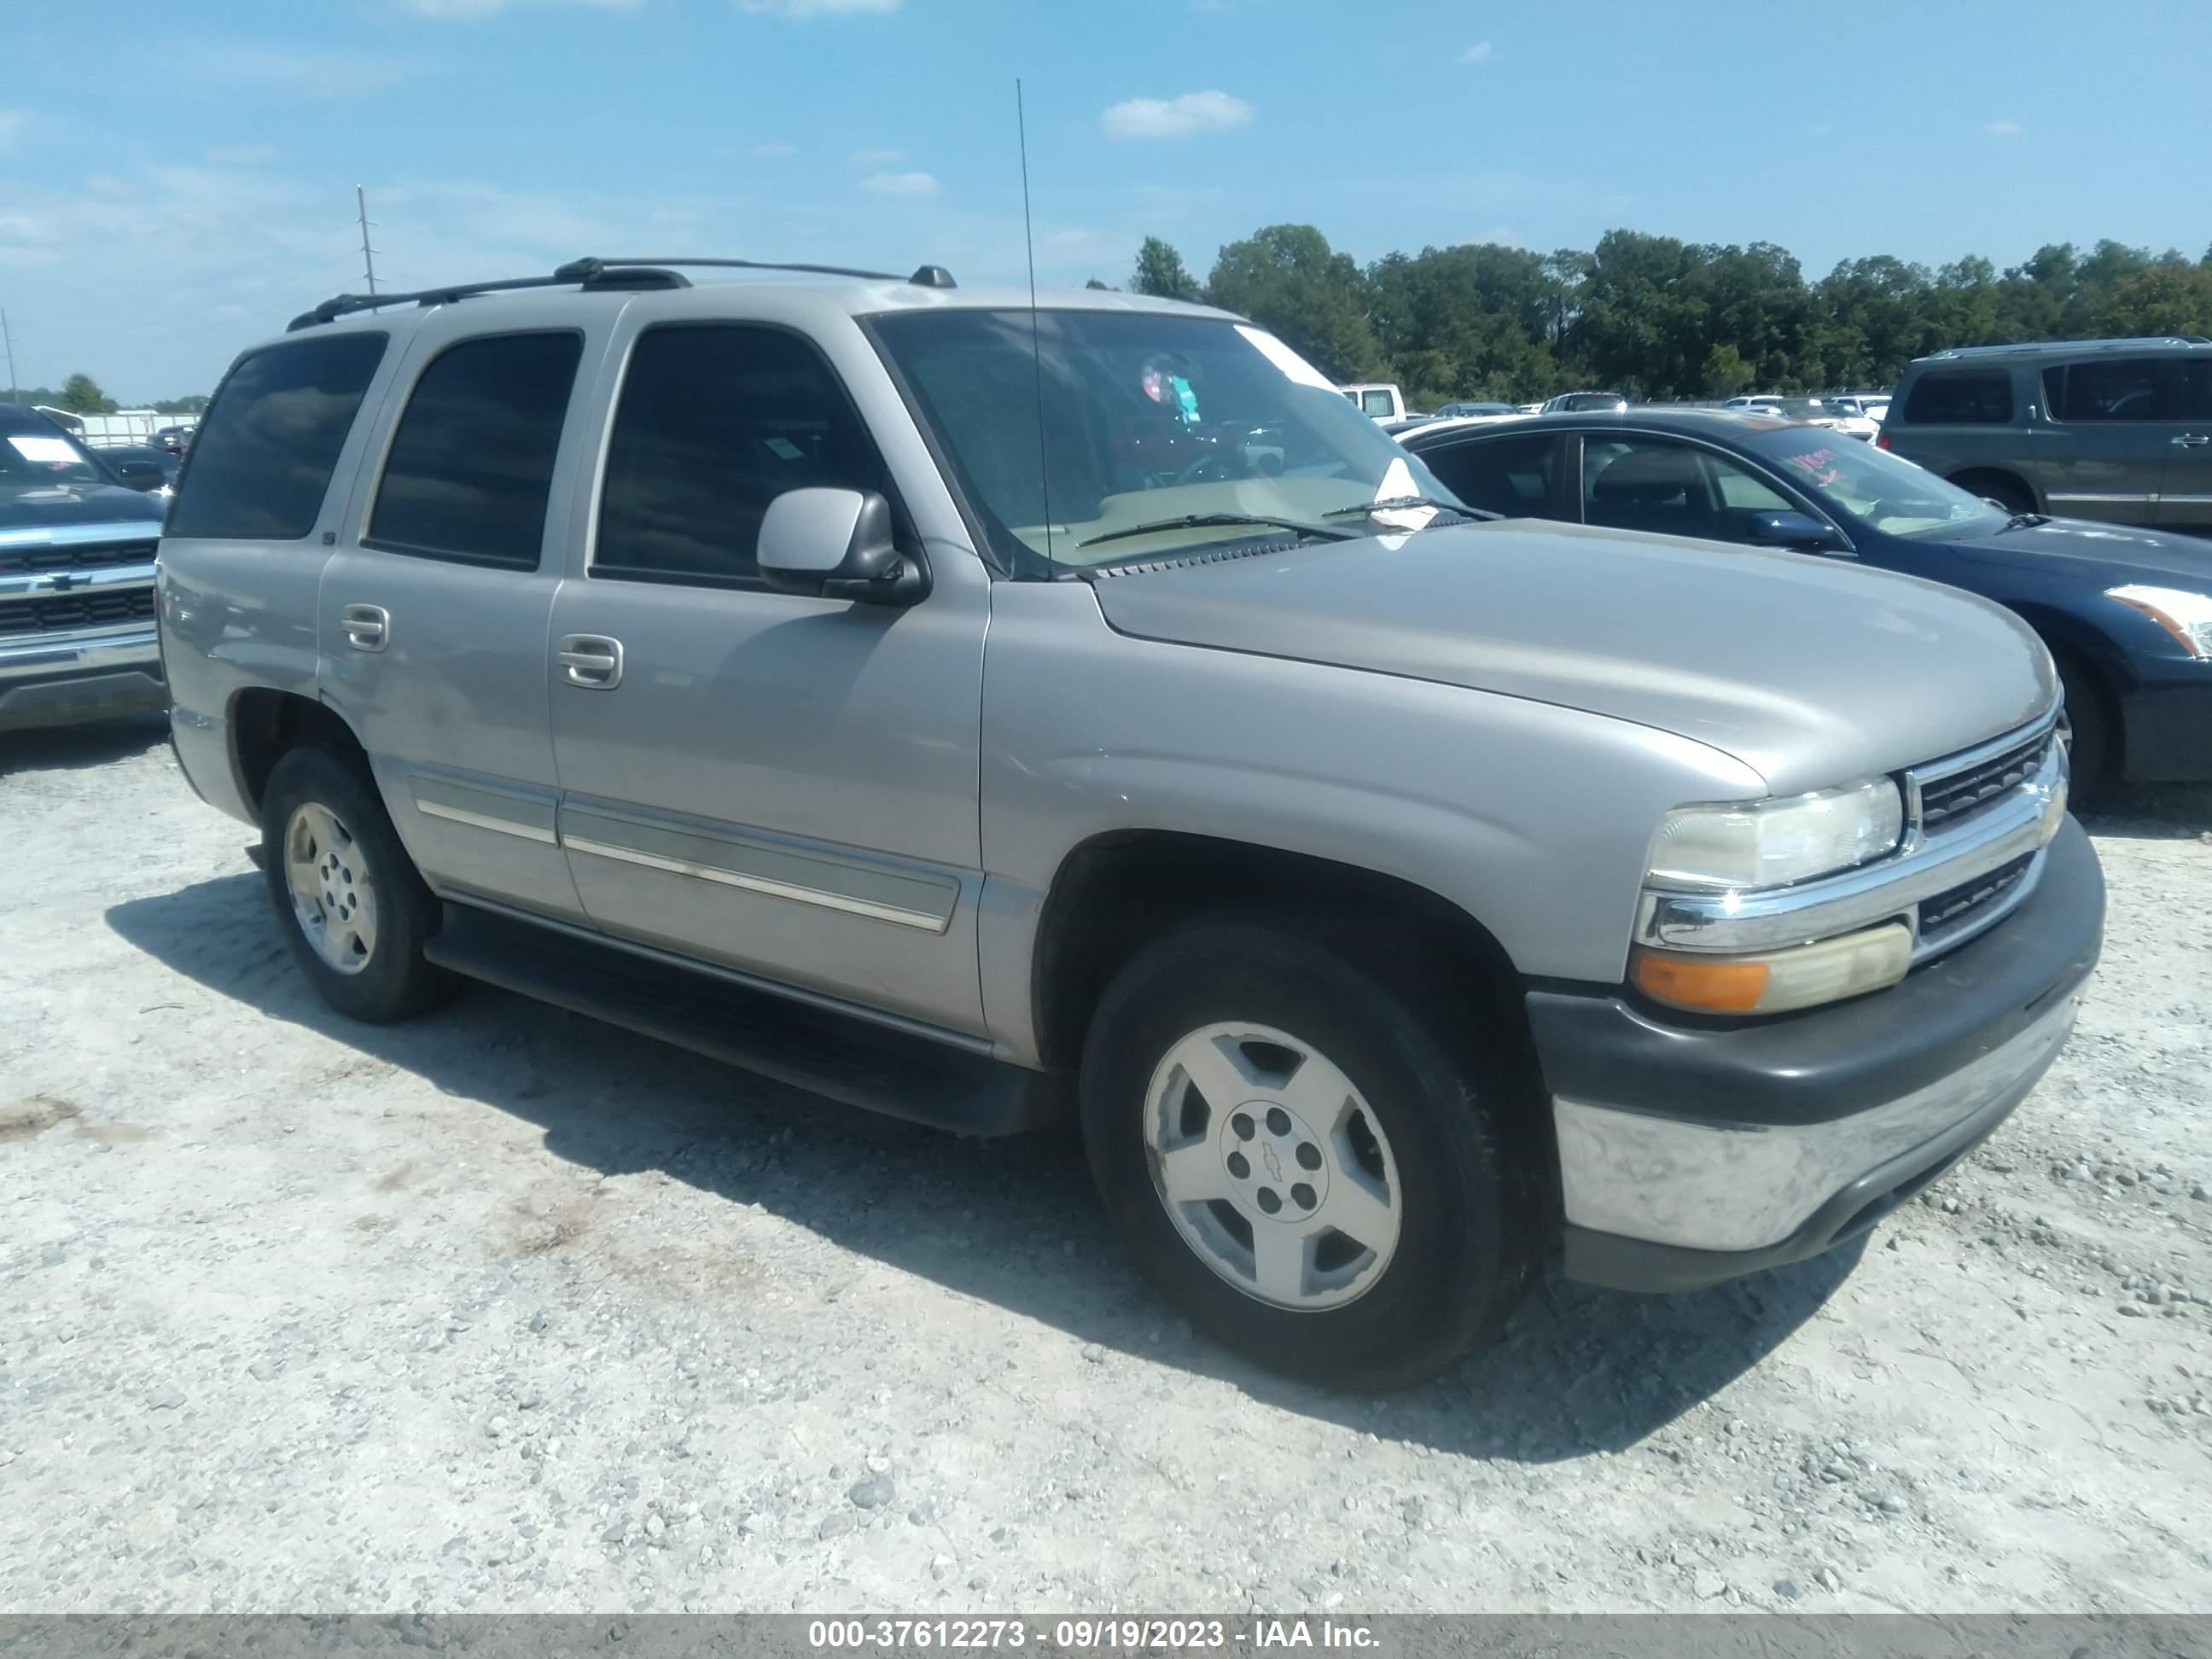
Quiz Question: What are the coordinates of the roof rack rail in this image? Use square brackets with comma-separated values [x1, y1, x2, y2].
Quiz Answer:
[286, 254, 956, 331]
[1921, 335, 2212, 360]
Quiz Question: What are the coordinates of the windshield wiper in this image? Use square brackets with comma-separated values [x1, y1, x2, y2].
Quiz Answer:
[1998, 512, 2052, 532]
[1323, 494, 1493, 524]
[1077, 513, 1356, 550]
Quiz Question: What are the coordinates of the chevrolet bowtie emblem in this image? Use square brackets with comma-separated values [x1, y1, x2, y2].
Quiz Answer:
[44, 572, 82, 591]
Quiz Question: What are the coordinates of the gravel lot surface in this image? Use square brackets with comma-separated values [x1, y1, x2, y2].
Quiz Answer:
[3, 718, 2209, 1615]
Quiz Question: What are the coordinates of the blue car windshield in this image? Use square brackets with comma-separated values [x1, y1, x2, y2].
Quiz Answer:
[1743, 426, 2008, 539]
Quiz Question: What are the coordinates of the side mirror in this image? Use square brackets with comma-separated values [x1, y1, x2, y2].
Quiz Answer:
[113, 459, 166, 492]
[1747, 509, 1848, 553]
[757, 488, 928, 606]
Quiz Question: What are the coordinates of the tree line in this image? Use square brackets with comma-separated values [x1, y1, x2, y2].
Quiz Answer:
[3, 374, 207, 416]
[1104, 227, 2212, 405]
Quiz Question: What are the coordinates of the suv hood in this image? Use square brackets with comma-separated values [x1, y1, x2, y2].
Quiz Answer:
[1086, 520, 2054, 795]
[0, 481, 164, 533]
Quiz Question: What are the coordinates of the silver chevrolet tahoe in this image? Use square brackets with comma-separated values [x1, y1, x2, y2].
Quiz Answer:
[2, 405, 169, 733]
[158, 259, 2103, 1389]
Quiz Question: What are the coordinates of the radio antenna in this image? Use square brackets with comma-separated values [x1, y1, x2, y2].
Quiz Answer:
[1016, 78, 1055, 568]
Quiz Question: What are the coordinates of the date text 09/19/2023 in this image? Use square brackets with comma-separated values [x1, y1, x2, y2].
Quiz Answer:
[805, 1619, 1382, 1650]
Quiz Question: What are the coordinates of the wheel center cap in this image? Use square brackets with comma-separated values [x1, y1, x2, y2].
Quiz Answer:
[1219, 1099, 1329, 1223]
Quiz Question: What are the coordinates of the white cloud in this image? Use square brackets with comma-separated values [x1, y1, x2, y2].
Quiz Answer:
[399, 0, 641, 15]
[1101, 90, 1253, 141]
[737, 0, 899, 15]
[1461, 41, 1493, 63]
[849, 147, 905, 167]
[0, 109, 27, 154]
[1987, 119, 2024, 136]
[177, 44, 428, 96]
[207, 144, 278, 165]
[863, 171, 938, 196]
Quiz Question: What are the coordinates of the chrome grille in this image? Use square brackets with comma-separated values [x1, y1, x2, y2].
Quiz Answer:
[0, 537, 159, 576]
[1914, 727, 2057, 835]
[0, 586, 159, 637]
[1918, 853, 2034, 945]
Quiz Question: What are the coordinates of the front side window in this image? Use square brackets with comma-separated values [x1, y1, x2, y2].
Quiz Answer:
[1580, 436, 1797, 543]
[368, 331, 582, 569]
[869, 309, 1457, 574]
[1745, 426, 2005, 539]
[166, 332, 388, 540]
[2042, 357, 2167, 422]
[1418, 434, 1563, 519]
[595, 324, 891, 585]
[1900, 369, 2013, 426]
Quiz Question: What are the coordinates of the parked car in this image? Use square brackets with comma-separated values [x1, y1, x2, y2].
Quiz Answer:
[160, 259, 2098, 1388]
[1338, 381, 1411, 422]
[1881, 336, 2212, 530]
[0, 403, 169, 732]
[1432, 400, 1522, 420]
[153, 424, 195, 456]
[1400, 408, 2212, 790]
[1541, 390, 1628, 413]
[96, 442, 183, 496]
[1726, 395, 1875, 439]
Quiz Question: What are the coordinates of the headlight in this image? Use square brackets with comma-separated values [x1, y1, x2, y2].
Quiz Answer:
[1646, 778, 1904, 891]
[2107, 585, 2212, 658]
[1633, 923, 1912, 1016]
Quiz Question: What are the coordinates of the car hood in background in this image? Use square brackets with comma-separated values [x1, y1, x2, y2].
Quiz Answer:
[0, 482, 166, 533]
[1948, 517, 2212, 587]
[1086, 519, 2054, 795]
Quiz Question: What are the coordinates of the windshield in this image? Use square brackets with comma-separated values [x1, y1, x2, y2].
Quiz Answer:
[868, 309, 1458, 574]
[1744, 426, 2007, 539]
[0, 422, 108, 492]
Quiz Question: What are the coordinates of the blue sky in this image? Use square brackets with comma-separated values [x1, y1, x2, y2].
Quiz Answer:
[4, 0, 2209, 400]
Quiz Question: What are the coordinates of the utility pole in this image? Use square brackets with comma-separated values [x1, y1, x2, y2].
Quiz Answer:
[1, 306, 18, 404]
[356, 185, 379, 295]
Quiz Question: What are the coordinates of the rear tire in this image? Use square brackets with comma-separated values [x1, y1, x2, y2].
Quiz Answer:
[1953, 470, 2034, 515]
[260, 746, 457, 1023]
[1078, 920, 1545, 1391]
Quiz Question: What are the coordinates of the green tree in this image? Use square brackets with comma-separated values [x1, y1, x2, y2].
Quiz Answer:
[57, 373, 119, 415]
[1703, 343, 1755, 396]
[152, 395, 211, 414]
[1131, 236, 1202, 300]
[1206, 224, 1382, 382]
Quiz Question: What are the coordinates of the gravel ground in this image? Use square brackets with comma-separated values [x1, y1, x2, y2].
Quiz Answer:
[3, 717, 2209, 1615]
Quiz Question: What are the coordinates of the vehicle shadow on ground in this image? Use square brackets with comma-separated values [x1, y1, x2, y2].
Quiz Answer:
[0, 713, 170, 778]
[108, 872, 1863, 1464]
[2076, 785, 2212, 841]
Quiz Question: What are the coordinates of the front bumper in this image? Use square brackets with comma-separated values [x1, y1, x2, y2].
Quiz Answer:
[2117, 665, 2212, 784]
[0, 628, 166, 734]
[1529, 816, 2104, 1291]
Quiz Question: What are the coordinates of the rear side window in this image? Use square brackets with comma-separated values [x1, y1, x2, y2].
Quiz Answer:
[1899, 370, 2014, 425]
[367, 331, 583, 570]
[2178, 360, 2212, 422]
[166, 333, 387, 539]
[594, 323, 891, 586]
[1419, 434, 1562, 518]
[2041, 358, 2166, 422]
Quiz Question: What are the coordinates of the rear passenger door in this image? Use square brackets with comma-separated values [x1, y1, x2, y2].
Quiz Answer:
[318, 311, 599, 923]
[2155, 358, 2212, 530]
[1414, 433, 1574, 521]
[2034, 356, 2174, 525]
[543, 316, 991, 1036]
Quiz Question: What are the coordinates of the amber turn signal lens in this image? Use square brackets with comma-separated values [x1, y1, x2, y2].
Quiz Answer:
[1630, 951, 1772, 1014]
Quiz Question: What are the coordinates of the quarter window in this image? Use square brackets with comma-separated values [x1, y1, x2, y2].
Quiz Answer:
[595, 324, 891, 585]
[367, 331, 583, 570]
[165, 333, 388, 540]
[1899, 370, 2014, 426]
[2041, 358, 2165, 422]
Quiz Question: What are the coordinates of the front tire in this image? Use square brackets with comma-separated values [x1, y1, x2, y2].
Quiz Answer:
[2050, 646, 2114, 799]
[260, 746, 457, 1023]
[1079, 921, 1545, 1390]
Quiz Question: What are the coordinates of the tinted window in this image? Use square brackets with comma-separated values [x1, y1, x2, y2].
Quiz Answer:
[2178, 360, 2212, 422]
[1581, 436, 1795, 543]
[2041, 357, 2166, 422]
[1900, 370, 2013, 425]
[166, 333, 387, 539]
[595, 324, 889, 585]
[1420, 434, 1562, 518]
[367, 331, 582, 569]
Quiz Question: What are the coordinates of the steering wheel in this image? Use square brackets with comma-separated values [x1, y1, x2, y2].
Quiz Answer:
[1171, 443, 1252, 487]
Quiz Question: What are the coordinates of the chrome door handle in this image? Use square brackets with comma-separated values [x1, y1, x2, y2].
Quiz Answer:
[340, 603, 389, 653]
[2173, 434, 2211, 447]
[556, 633, 624, 689]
